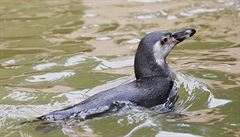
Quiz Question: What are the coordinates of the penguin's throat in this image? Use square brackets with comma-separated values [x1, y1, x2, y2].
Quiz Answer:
[153, 41, 168, 68]
[153, 41, 175, 79]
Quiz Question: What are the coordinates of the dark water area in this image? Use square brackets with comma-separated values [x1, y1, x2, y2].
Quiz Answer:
[0, 0, 240, 137]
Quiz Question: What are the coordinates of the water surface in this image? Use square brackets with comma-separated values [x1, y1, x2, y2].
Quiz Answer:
[0, 0, 240, 137]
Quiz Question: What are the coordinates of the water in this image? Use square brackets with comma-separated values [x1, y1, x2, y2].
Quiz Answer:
[0, 0, 240, 137]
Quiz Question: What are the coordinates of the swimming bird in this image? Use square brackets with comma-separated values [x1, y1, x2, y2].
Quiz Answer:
[39, 28, 196, 121]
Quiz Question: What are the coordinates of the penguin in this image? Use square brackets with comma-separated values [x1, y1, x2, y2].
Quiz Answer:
[38, 28, 196, 121]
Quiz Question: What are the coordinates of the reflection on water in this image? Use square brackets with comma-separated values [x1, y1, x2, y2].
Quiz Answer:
[95, 36, 112, 41]
[134, 10, 168, 20]
[2, 91, 36, 102]
[179, 8, 222, 17]
[156, 131, 203, 137]
[64, 55, 86, 67]
[128, 0, 168, 3]
[127, 38, 141, 44]
[33, 62, 58, 71]
[0, 0, 240, 137]
[26, 71, 75, 82]
[93, 57, 134, 71]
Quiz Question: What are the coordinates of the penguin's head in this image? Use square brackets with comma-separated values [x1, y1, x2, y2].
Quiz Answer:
[134, 28, 196, 79]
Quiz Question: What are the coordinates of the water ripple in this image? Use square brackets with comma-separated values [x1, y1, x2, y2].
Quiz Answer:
[33, 62, 58, 71]
[26, 71, 75, 82]
[64, 55, 86, 67]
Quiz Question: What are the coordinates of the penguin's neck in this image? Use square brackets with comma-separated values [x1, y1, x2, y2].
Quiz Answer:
[134, 51, 175, 80]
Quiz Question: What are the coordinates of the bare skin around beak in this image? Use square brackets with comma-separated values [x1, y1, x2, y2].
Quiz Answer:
[172, 28, 196, 44]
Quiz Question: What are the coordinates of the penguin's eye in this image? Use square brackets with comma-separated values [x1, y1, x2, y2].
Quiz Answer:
[162, 37, 168, 43]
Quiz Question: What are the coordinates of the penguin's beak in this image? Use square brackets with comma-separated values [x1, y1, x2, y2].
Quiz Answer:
[172, 28, 196, 44]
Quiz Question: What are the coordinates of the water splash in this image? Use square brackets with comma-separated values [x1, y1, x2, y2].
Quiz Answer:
[175, 73, 231, 112]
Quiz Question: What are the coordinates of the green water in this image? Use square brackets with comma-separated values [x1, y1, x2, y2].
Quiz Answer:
[0, 0, 239, 137]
